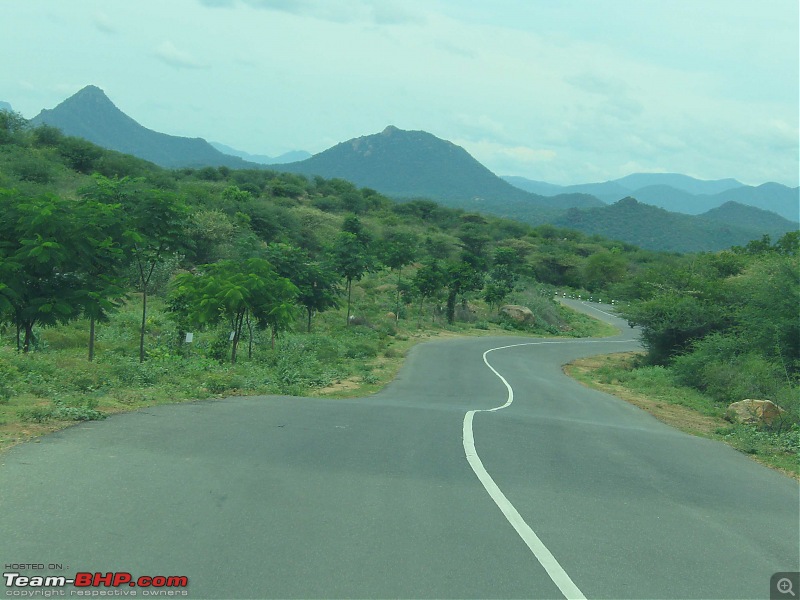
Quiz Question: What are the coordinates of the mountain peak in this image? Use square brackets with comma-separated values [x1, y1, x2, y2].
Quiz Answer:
[381, 125, 400, 135]
[30, 85, 254, 169]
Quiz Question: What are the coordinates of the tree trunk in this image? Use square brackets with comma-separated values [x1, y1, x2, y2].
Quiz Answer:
[446, 289, 457, 324]
[139, 289, 147, 362]
[89, 316, 96, 362]
[307, 308, 313, 333]
[346, 278, 353, 325]
[246, 313, 253, 359]
[23, 323, 33, 353]
[395, 269, 402, 321]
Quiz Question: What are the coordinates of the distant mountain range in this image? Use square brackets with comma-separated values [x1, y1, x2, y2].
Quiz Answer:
[551, 197, 797, 252]
[209, 142, 310, 165]
[12, 85, 797, 253]
[503, 174, 798, 222]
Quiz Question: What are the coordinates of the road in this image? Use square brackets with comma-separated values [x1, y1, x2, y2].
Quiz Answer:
[1, 301, 798, 599]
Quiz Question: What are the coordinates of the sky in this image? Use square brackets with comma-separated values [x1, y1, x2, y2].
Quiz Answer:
[2, 0, 798, 186]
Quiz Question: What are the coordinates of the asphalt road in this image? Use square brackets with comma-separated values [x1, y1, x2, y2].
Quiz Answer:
[1, 301, 798, 599]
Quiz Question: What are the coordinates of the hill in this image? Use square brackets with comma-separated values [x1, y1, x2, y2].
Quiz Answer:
[277, 126, 601, 211]
[699, 201, 798, 239]
[30, 85, 257, 169]
[551, 197, 793, 253]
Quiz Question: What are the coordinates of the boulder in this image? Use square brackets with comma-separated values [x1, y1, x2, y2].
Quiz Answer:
[500, 305, 536, 325]
[726, 399, 786, 426]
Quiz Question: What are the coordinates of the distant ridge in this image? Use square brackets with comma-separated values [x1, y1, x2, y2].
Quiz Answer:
[210, 141, 310, 165]
[30, 85, 258, 169]
[504, 172, 798, 221]
[551, 197, 797, 252]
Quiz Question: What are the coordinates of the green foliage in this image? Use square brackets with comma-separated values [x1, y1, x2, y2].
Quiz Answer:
[169, 258, 298, 363]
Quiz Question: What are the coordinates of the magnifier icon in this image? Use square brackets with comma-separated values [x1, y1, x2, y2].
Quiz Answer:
[778, 578, 796, 597]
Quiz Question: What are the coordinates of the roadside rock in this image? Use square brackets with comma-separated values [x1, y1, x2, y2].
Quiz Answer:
[500, 304, 536, 325]
[726, 399, 785, 426]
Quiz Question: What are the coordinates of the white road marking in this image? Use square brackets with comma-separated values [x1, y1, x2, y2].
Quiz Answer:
[463, 339, 635, 600]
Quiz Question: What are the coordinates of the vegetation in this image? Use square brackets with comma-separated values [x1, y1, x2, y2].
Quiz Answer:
[1, 109, 797, 468]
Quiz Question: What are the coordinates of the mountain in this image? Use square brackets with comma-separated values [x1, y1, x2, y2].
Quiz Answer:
[277, 126, 602, 211]
[0, 101, 12, 112]
[699, 201, 798, 239]
[614, 173, 743, 195]
[503, 173, 797, 220]
[30, 85, 258, 169]
[551, 197, 794, 253]
[210, 142, 310, 165]
[710, 183, 799, 222]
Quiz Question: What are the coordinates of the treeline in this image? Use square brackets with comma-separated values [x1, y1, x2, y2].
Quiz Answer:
[614, 232, 799, 428]
[0, 109, 663, 363]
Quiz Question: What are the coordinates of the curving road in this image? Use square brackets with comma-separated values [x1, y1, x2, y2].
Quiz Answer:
[1, 301, 798, 599]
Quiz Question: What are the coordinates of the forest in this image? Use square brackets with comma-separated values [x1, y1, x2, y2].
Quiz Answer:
[0, 109, 797, 466]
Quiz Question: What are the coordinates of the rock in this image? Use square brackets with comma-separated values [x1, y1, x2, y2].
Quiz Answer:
[385, 312, 397, 321]
[726, 399, 786, 426]
[500, 305, 536, 325]
[348, 315, 371, 327]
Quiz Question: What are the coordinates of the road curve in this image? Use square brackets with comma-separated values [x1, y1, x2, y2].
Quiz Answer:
[1, 301, 797, 599]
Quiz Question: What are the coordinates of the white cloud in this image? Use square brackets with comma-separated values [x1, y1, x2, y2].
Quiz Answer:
[93, 12, 118, 34]
[154, 41, 209, 70]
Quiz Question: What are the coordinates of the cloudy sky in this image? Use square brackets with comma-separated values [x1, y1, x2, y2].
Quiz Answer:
[2, 0, 798, 186]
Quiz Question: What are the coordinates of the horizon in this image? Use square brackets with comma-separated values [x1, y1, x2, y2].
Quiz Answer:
[2, 1, 797, 187]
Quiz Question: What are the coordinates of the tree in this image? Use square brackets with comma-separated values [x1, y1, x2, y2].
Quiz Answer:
[169, 259, 297, 363]
[122, 189, 188, 362]
[329, 225, 374, 325]
[410, 260, 444, 325]
[0, 109, 28, 144]
[73, 198, 128, 361]
[484, 247, 518, 310]
[0, 192, 84, 351]
[264, 243, 339, 333]
[442, 259, 484, 325]
[378, 230, 417, 320]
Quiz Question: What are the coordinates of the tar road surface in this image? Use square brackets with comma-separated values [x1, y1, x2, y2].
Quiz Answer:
[1, 300, 797, 599]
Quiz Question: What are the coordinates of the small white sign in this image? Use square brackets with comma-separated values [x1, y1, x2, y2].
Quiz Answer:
[229, 331, 236, 341]
[185, 332, 194, 343]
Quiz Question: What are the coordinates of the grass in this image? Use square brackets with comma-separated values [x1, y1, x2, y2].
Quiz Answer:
[0, 288, 609, 453]
[565, 352, 799, 478]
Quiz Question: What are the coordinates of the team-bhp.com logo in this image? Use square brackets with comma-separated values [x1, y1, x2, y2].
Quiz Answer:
[4, 572, 189, 596]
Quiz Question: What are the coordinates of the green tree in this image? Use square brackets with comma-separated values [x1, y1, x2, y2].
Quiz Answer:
[410, 260, 445, 325]
[169, 258, 297, 363]
[484, 247, 518, 310]
[123, 189, 189, 362]
[329, 221, 374, 325]
[443, 259, 484, 325]
[73, 198, 128, 361]
[0, 191, 84, 351]
[264, 243, 339, 333]
[378, 230, 417, 320]
[0, 109, 28, 144]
